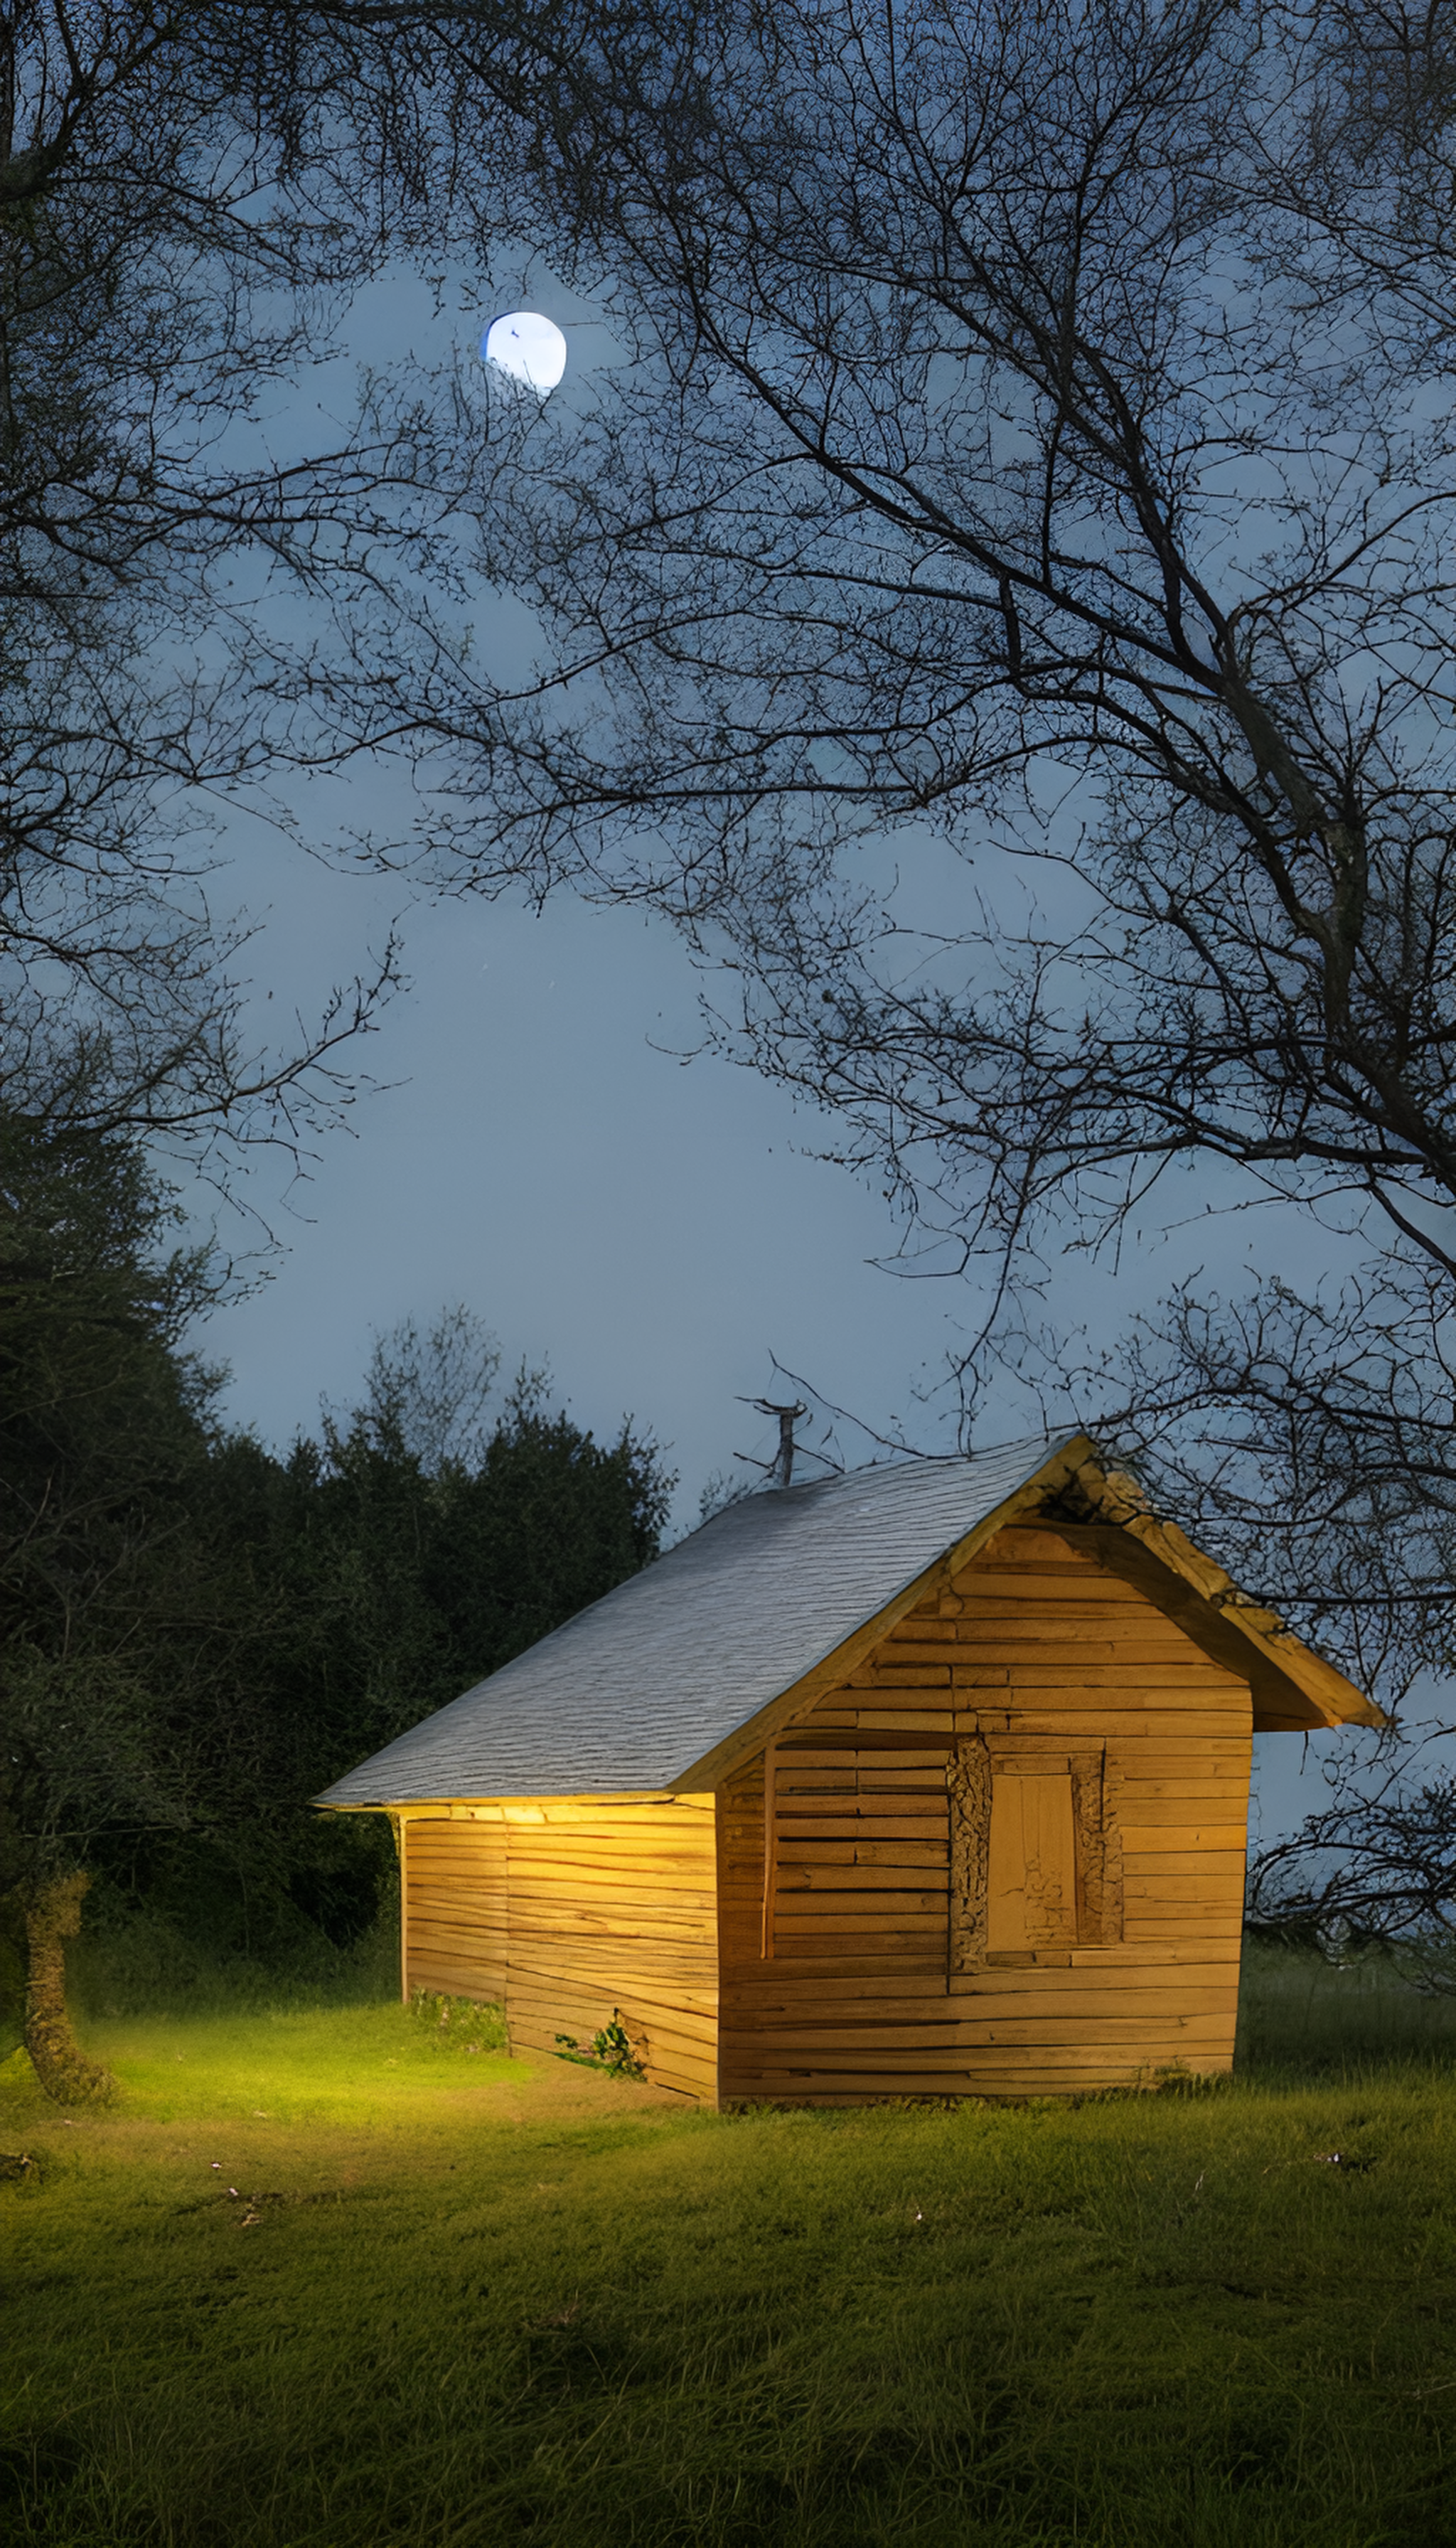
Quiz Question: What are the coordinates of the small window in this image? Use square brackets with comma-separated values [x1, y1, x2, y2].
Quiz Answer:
[948, 1735, 1121, 1972]
[986, 1771, 1078, 1952]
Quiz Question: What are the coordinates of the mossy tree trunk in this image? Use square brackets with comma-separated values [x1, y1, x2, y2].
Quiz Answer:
[24, 1872, 117, 2106]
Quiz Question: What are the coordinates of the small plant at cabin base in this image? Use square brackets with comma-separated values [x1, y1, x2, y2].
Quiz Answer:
[407, 1988, 505, 2053]
[554, 2010, 646, 2079]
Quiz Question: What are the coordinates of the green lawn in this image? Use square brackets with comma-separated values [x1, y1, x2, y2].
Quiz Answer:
[2, 1984, 1452, 2548]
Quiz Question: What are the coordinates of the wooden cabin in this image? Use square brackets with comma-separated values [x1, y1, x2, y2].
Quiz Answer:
[317, 1431, 1379, 2104]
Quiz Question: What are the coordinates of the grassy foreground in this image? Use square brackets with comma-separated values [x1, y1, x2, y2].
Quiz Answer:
[2, 1991, 1453, 2548]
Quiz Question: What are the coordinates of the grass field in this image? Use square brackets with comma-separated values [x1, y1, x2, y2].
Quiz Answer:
[2, 1962, 1452, 2548]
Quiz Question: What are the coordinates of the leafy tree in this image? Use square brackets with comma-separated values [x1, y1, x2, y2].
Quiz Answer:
[97, 1313, 673, 1984]
[2, 1182, 675, 2088]
[279, 1314, 673, 1777]
[0, 1103, 222, 2094]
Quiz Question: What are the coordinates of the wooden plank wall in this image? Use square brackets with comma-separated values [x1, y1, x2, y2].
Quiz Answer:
[503, 1794, 719, 2101]
[403, 1811, 508, 2002]
[400, 1795, 719, 2102]
[717, 1521, 1251, 2104]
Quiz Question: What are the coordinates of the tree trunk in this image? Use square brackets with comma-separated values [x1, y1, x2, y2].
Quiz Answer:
[24, 1872, 117, 2107]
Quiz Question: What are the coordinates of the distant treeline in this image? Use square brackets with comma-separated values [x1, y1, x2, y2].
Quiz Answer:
[1, 1110, 673, 2011]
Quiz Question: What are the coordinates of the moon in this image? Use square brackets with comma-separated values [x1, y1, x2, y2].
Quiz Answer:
[481, 311, 567, 394]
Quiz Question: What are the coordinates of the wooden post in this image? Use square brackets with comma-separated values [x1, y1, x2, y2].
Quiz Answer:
[761, 1743, 780, 1959]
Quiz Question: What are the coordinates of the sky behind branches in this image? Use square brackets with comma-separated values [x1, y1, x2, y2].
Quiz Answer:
[183, 266, 1449, 1844]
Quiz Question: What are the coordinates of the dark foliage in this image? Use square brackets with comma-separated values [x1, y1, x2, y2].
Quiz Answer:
[0, 1104, 223, 1886]
[1, 1109, 673, 2005]
[131, 1356, 673, 1965]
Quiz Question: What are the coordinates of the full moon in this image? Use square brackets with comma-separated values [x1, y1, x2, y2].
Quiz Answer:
[481, 311, 568, 394]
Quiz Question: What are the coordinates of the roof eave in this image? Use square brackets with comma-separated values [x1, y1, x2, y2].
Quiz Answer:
[1068, 1460, 1386, 1731]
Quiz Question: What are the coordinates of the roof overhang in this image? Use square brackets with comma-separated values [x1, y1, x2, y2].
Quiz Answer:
[1055, 1455, 1384, 1731]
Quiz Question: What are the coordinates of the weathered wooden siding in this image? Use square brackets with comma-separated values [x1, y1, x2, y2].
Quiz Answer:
[403, 1795, 718, 2102]
[717, 1521, 1251, 2104]
[402, 1809, 508, 2002]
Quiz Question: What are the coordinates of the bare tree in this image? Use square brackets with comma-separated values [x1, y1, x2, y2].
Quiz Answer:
[6, 4, 1451, 1686]
[382, 0, 1454, 1692]
[351, 1303, 503, 1476]
[1, 1, 555, 1174]
[1045, 1263, 1452, 1692]
[1246, 1767, 1455, 1988]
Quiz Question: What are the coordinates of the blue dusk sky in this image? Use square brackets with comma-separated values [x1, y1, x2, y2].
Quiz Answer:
[184, 276, 1444, 1842]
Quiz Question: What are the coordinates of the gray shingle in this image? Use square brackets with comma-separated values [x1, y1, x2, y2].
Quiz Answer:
[315, 1431, 1083, 1805]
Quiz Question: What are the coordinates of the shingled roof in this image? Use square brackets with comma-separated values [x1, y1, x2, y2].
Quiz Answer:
[316, 1430, 1096, 1805]
[316, 1426, 1379, 1809]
